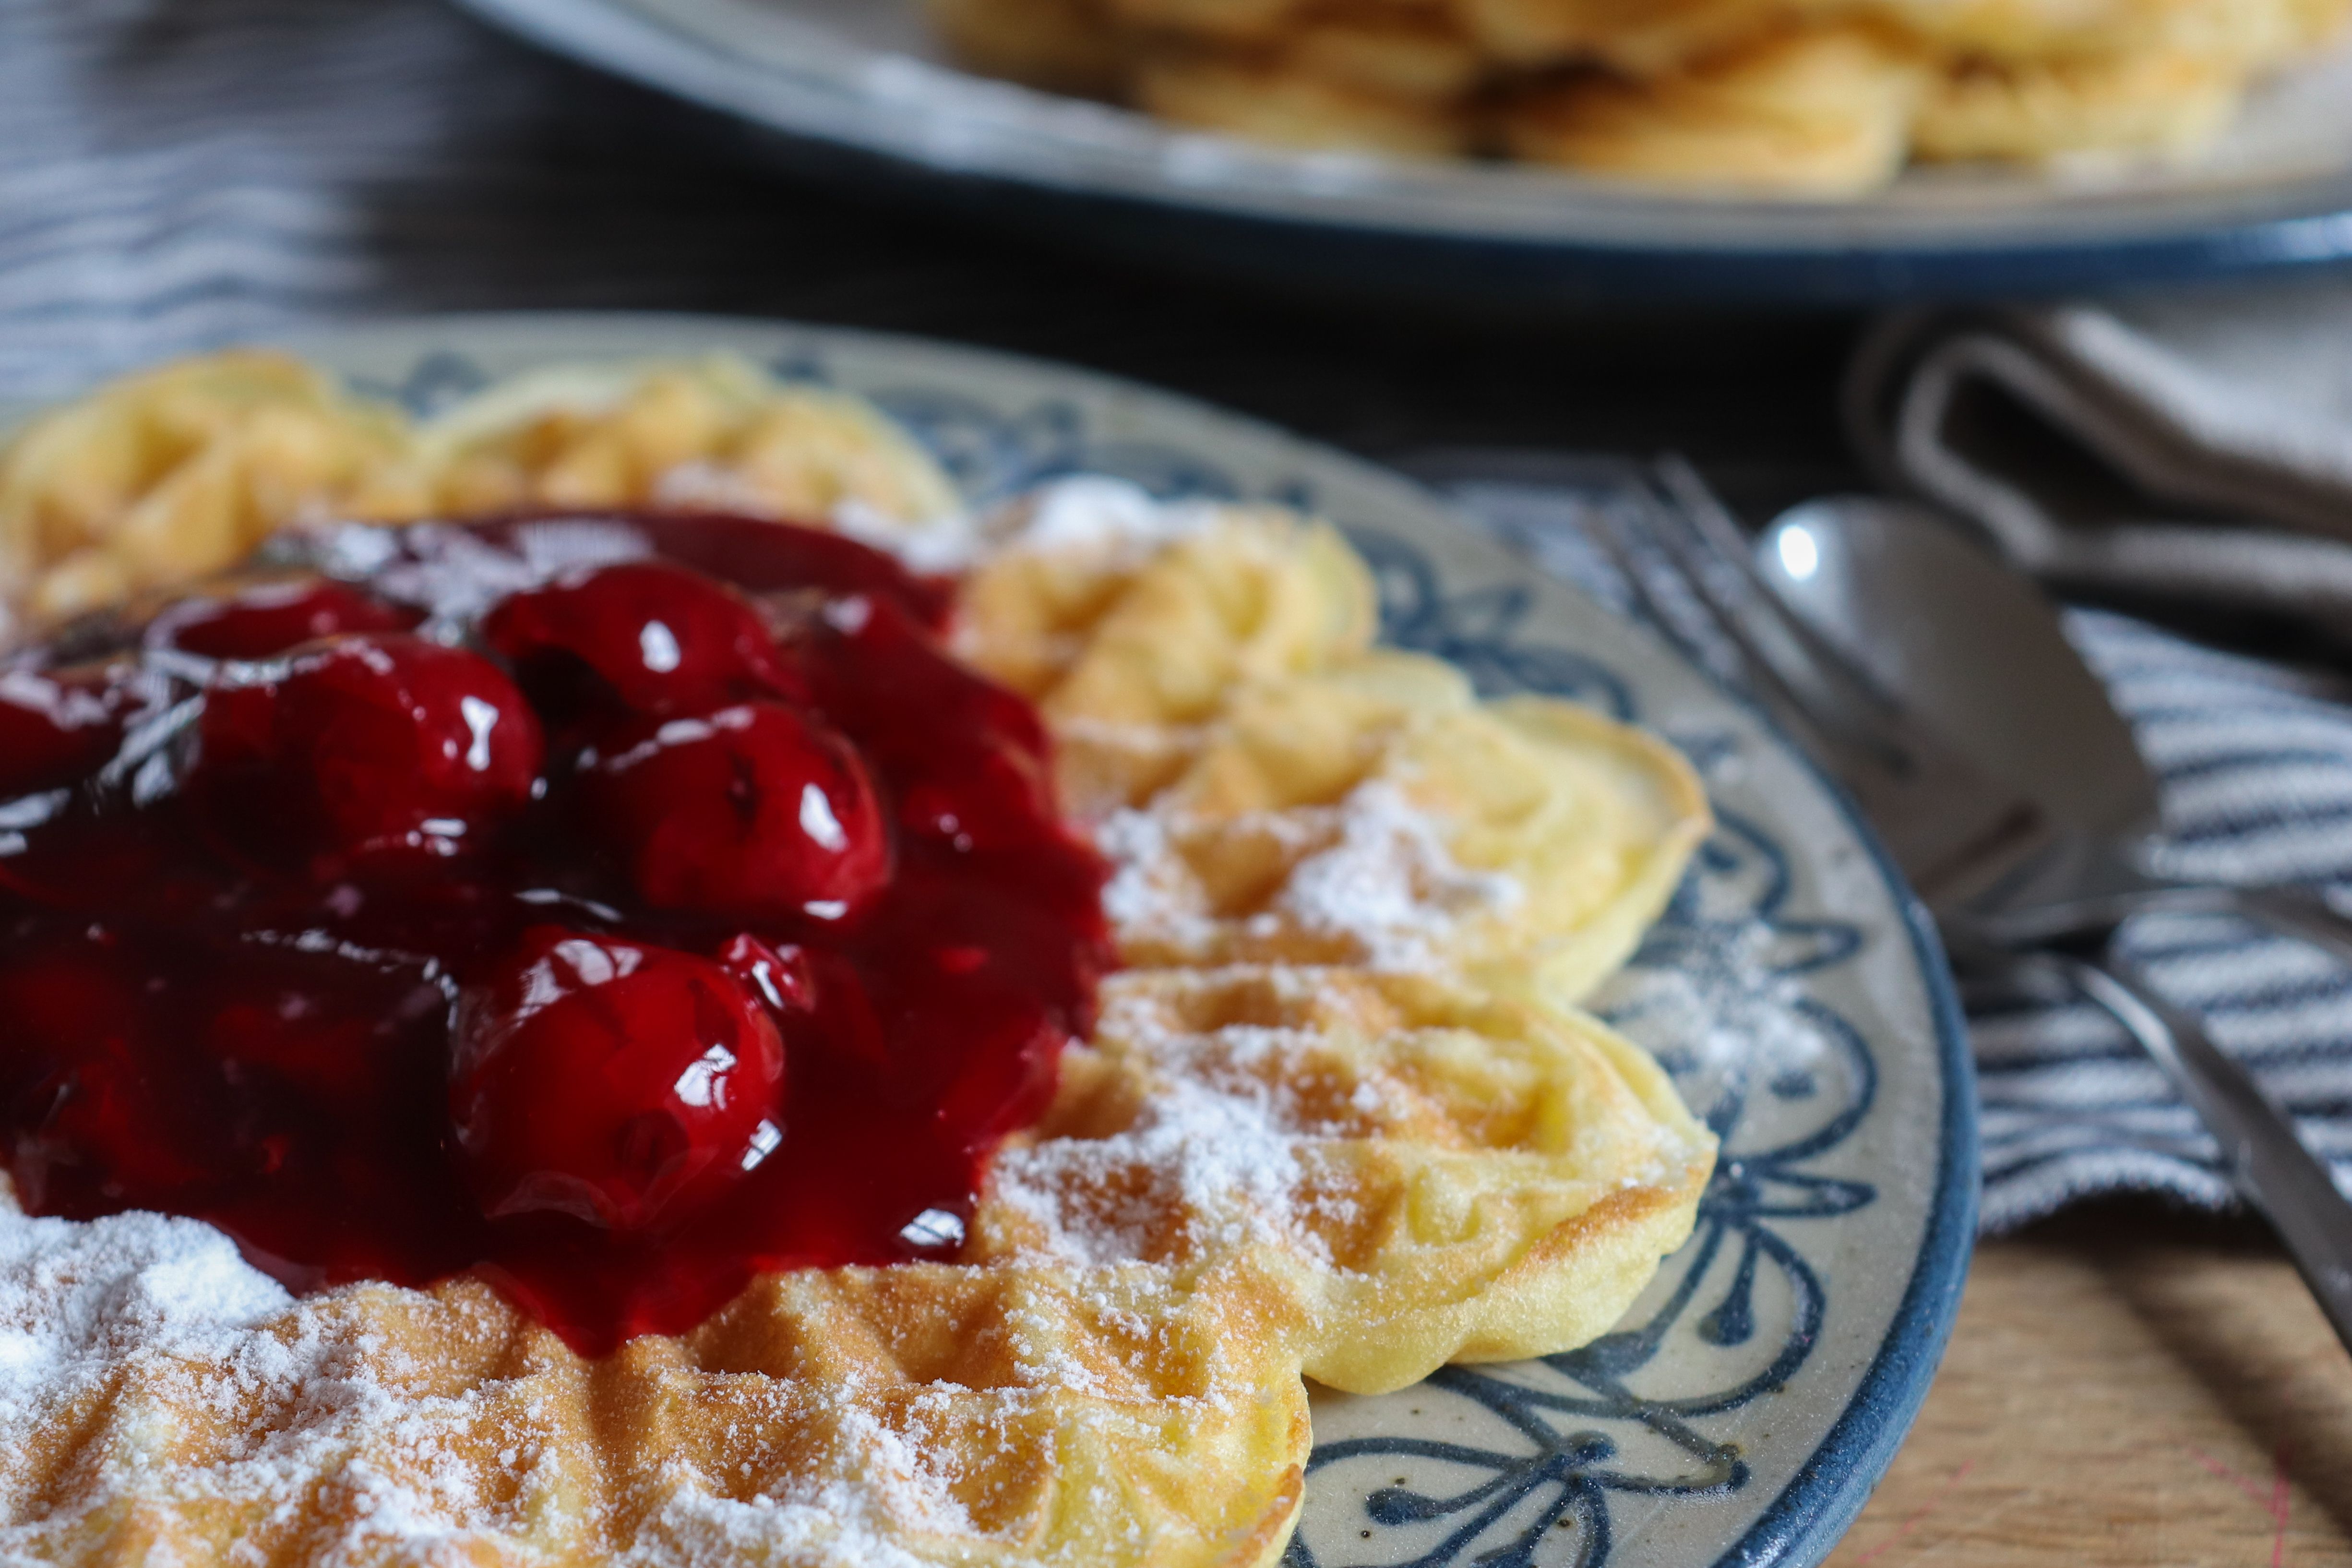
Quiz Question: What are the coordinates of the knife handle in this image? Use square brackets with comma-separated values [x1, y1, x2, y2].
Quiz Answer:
[2065, 953, 2352, 1358]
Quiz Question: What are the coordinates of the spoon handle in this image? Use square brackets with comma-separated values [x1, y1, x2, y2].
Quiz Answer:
[2065, 953, 2352, 1357]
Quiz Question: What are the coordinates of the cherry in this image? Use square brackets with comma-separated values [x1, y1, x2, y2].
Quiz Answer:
[481, 561, 800, 721]
[191, 633, 544, 873]
[0, 666, 125, 798]
[0, 940, 208, 1210]
[146, 577, 414, 661]
[790, 594, 1060, 854]
[448, 928, 788, 1232]
[716, 932, 816, 1016]
[203, 991, 393, 1108]
[579, 702, 889, 925]
[623, 512, 955, 633]
[0, 514, 1109, 1353]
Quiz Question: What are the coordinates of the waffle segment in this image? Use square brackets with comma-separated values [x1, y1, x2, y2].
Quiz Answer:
[0, 1210, 1312, 1568]
[1089, 648, 1709, 1001]
[974, 968, 1713, 1394]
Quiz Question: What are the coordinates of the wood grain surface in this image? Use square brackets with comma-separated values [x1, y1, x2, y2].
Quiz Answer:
[1826, 1207, 2352, 1568]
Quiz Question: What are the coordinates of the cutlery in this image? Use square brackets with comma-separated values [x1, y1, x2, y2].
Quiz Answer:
[1582, 459, 2352, 1355]
[1751, 493, 2352, 964]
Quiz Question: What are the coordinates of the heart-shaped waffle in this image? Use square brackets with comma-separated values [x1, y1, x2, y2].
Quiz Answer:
[0, 353, 1716, 1568]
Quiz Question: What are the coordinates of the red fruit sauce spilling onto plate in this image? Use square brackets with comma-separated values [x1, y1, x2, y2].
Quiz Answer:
[0, 513, 1112, 1353]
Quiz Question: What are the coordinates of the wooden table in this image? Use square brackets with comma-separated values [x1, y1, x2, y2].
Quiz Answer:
[1825, 1206, 2352, 1568]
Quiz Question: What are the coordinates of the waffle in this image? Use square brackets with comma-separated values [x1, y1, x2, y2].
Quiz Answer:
[0, 1213, 1312, 1567]
[0, 356, 958, 640]
[1501, 24, 1928, 197]
[974, 966, 1716, 1394]
[0, 352, 420, 634]
[0, 353, 1718, 1567]
[950, 480, 1710, 999]
[925, 0, 2352, 192]
[408, 358, 961, 529]
[1083, 652, 1708, 1000]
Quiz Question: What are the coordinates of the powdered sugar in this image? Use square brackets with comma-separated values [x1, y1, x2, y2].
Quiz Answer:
[1095, 807, 1215, 948]
[0, 1202, 548, 1562]
[990, 477, 1220, 561]
[1096, 780, 1522, 973]
[0, 1206, 291, 1424]
[302, 515, 653, 628]
[1270, 781, 1522, 970]
[837, 476, 1228, 581]
[831, 499, 984, 578]
[990, 1055, 1328, 1269]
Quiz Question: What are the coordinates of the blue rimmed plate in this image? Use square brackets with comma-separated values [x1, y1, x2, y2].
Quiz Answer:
[8, 313, 1977, 1568]
[448, 0, 2352, 303]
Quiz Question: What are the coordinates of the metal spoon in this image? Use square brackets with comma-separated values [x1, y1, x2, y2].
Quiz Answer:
[1754, 496, 2352, 962]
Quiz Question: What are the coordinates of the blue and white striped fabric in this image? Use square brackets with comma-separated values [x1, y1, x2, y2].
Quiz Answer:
[0, 0, 826, 401]
[8, 0, 2351, 1234]
[1970, 610, 2352, 1228]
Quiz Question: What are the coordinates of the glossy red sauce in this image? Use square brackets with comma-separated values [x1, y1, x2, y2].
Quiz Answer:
[0, 513, 1110, 1353]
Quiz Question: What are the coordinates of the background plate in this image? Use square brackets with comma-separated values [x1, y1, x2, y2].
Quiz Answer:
[449, 0, 2352, 304]
[11, 313, 1979, 1568]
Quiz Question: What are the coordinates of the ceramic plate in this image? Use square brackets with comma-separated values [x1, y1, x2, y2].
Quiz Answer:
[449, 0, 2352, 303]
[3, 313, 1977, 1568]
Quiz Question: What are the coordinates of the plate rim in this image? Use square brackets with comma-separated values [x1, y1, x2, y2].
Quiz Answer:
[446, 0, 2352, 299]
[21, 307, 1983, 1568]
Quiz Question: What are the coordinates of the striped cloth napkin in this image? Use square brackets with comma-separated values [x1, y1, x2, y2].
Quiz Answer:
[8, 0, 2352, 1231]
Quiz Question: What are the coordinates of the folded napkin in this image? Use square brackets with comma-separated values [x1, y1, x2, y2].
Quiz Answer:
[1428, 462, 2352, 1232]
[1850, 285, 2352, 632]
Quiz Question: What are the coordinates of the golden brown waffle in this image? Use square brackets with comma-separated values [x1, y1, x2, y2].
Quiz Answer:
[1082, 652, 1709, 1000]
[0, 1212, 1312, 1567]
[0, 356, 957, 638]
[952, 492, 1380, 814]
[1500, 24, 1927, 197]
[0, 352, 420, 633]
[974, 966, 1715, 1394]
[949, 486, 1710, 999]
[410, 358, 960, 527]
[925, 0, 2352, 192]
[0, 354, 1717, 1567]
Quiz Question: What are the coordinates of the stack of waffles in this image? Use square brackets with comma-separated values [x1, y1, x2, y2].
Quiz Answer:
[929, 0, 2352, 194]
[0, 354, 1718, 1567]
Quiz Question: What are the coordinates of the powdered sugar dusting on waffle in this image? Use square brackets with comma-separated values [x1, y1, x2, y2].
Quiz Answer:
[0, 1207, 291, 1423]
[0, 1206, 536, 1558]
[990, 1065, 1326, 1268]
[984, 982, 1366, 1270]
[0, 1203, 1025, 1564]
[1096, 807, 1216, 948]
[992, 477, 1222, 561]
[838, 476, 1235, 580]
[648, 1399, 982, 1568]
[1096, 781, 1522, 973]
[1271, 781, 1521, 970]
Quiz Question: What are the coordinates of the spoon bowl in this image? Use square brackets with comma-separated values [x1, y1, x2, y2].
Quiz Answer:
[1757, 498, 2156, 843]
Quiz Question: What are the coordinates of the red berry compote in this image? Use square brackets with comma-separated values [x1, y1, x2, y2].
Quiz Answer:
[0, 513, 1112, 1353]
